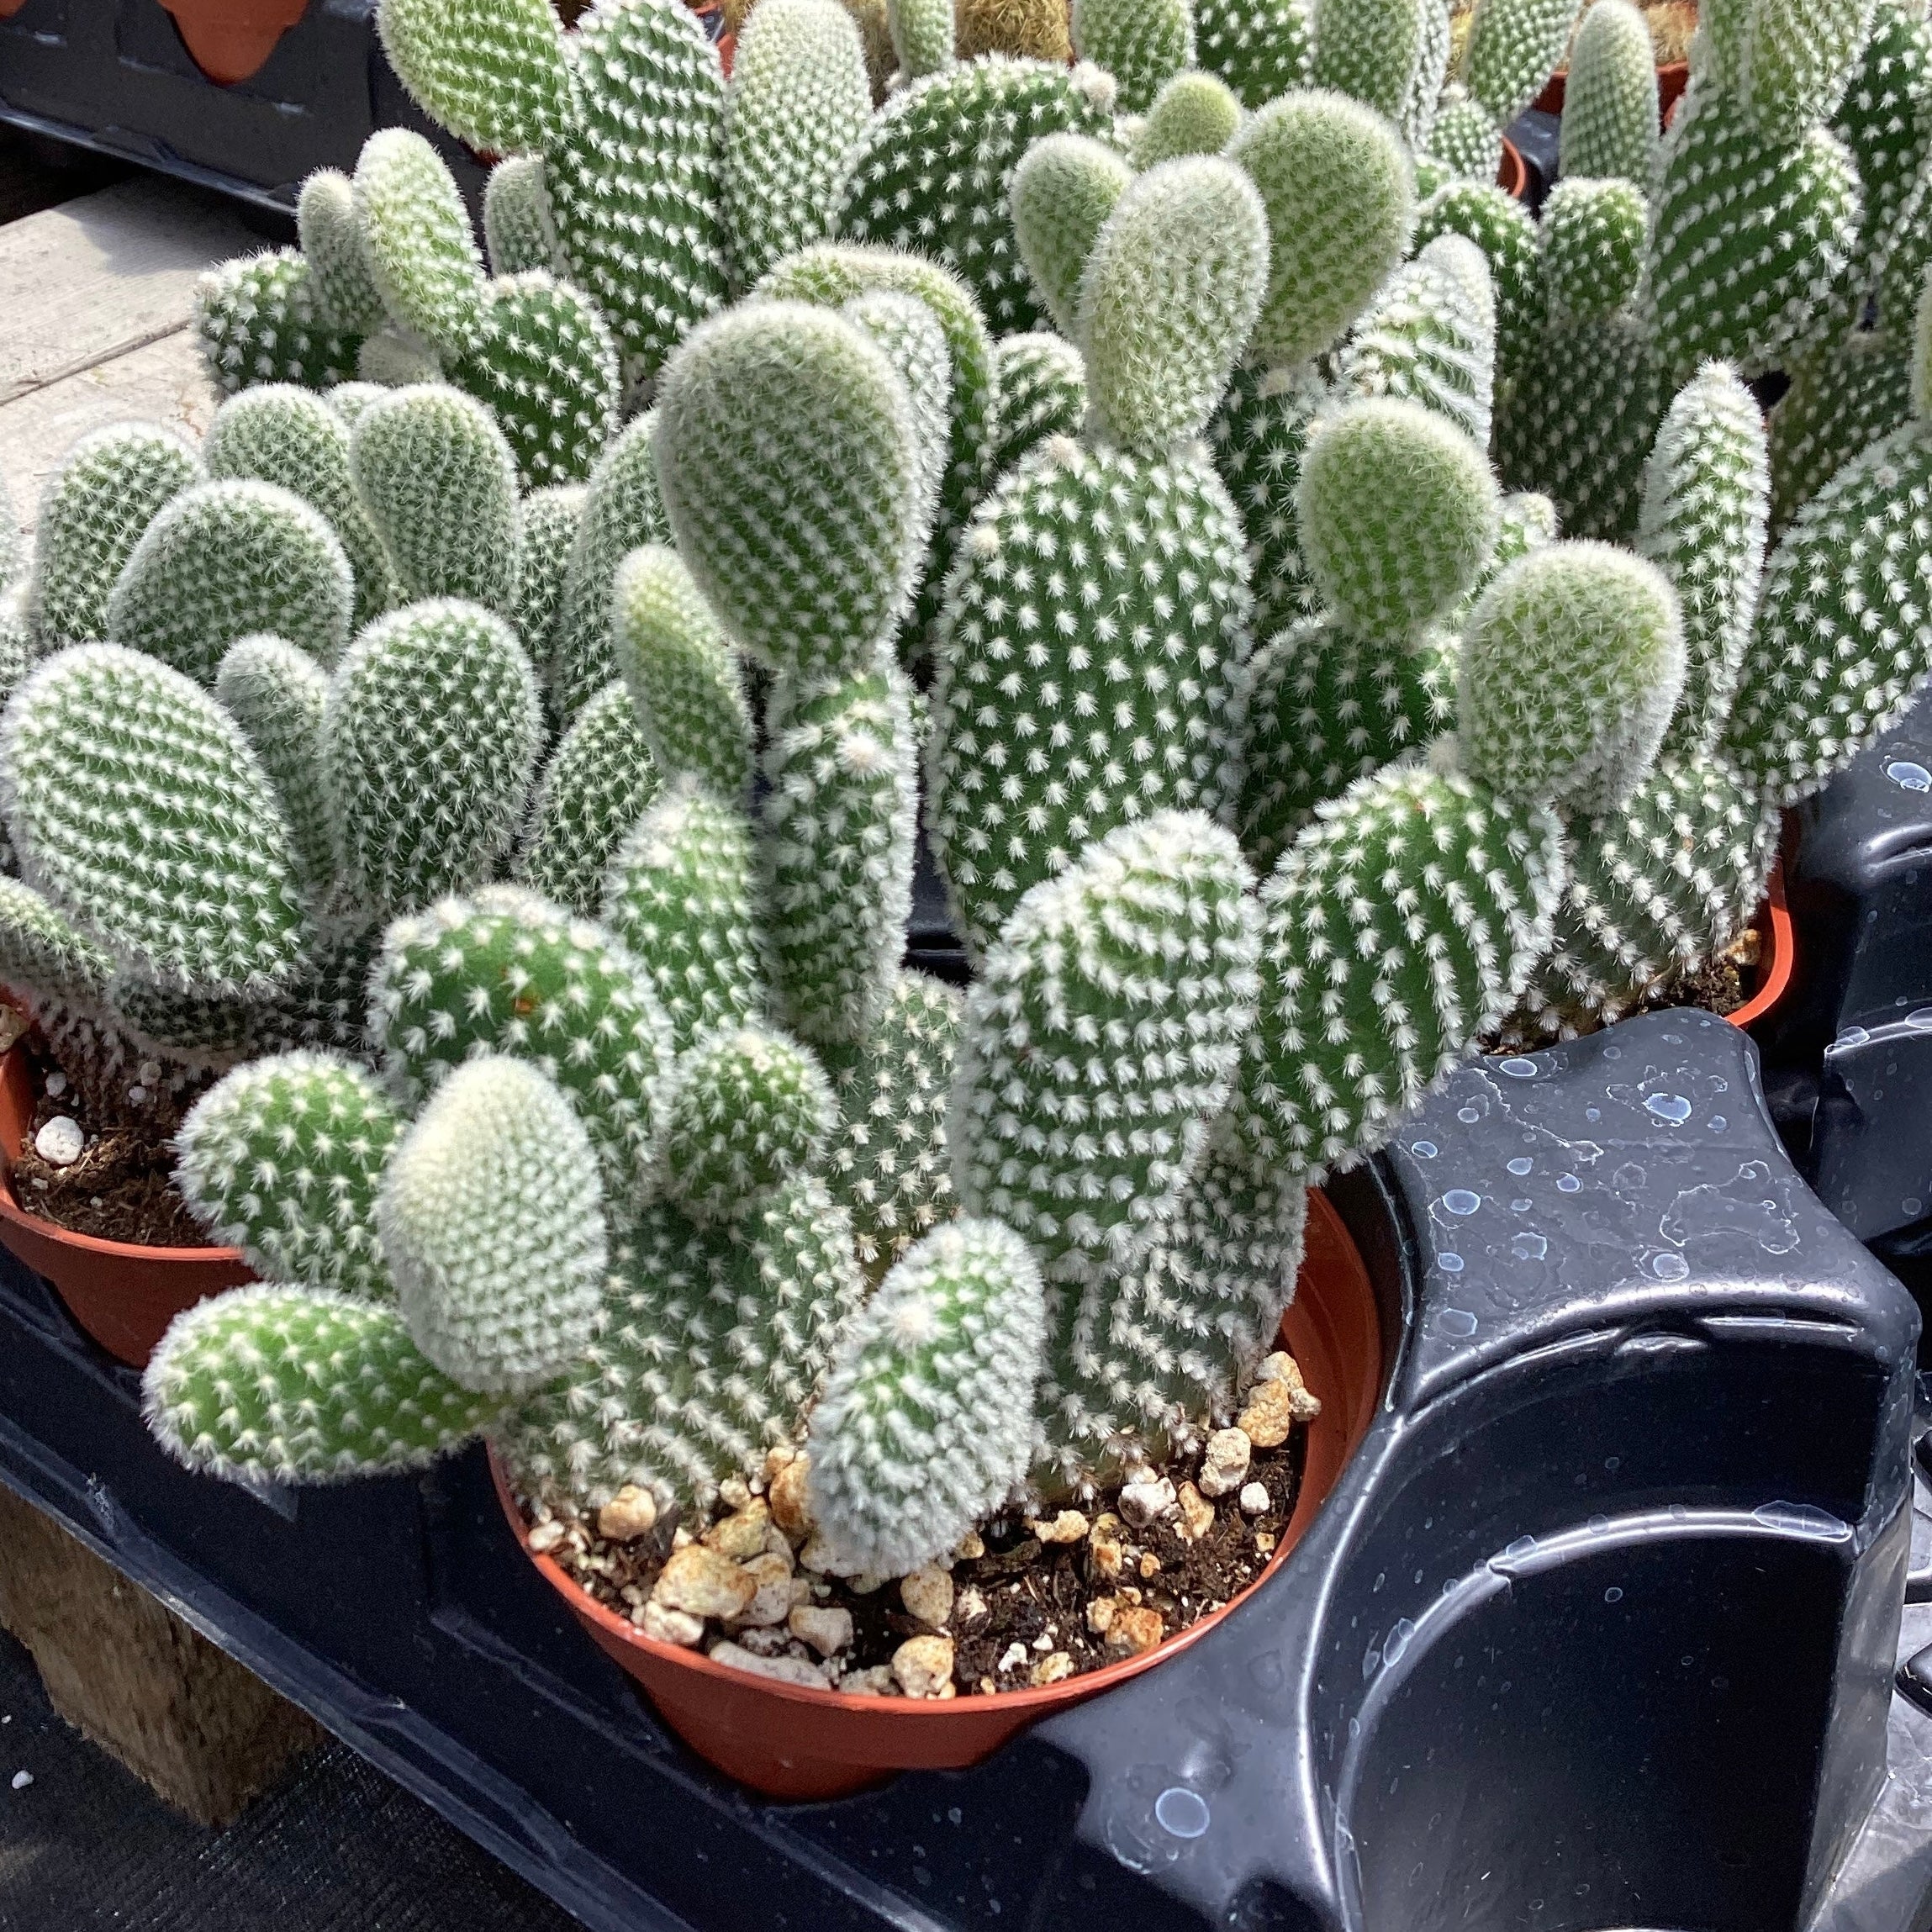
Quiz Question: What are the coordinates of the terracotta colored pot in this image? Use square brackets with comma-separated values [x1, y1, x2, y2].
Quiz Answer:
[1534, 58, 1689, 120]
[1498, 135, 1528, 199]
[494, 1186, 1383, 1801]
[1728, 862, 1794, 1031]
[0, 1039, 250, 1369]
[154, 0, 309, 85]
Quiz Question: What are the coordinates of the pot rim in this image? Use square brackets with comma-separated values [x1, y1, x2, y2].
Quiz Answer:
[0, 1018, 245, 1269]
[493, 1190, 1378, 1718]
[1727, 864, 1793, 1031]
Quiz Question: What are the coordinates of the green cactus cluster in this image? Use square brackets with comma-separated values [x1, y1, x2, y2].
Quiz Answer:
[14, 0, 1924, 1611]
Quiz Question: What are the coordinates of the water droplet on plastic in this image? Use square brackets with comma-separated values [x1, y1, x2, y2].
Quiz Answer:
[1512, 1232, 1548, 1259]
[1905, 1198, 1925, 1218]
[1510, 1197, 1532, 1212]
[1362, 1645, 1381, 1680]
[1909, 1007, 1932, 1032]
[1752, 1501, 1852, 1541]
[1586, 1107, 1602, 1122]
[1438, 1252, 1465, 1273]
[1497, 1058, 1539, 1079]
[1382, 1618, 1417, 1666]
[1709, 1116, 1727, 1132]
[1602, 1046, 1622, 1060]
[1652, 1253, 1690, 1281]
[1507, 1157, 1533, 1175]
[1443, 1189, 1481, 1216]
[1439, 1306, 1477, 1335]
[1835, 1025, 1871, 1049]
[1503, 1536, 1537, 1559]
[1604, 1586, 1623, 1603]
[1605, 1456, 1620, 1470]
[1411, 1140, 1438, 1159]
[1587, 1514, 1608, 1533]
[1887, 759, 1932, 791]
[1644, 1094, 1693, 1124]
[1557, 1174, 1581, 1192]
[1154, 1787, 1211, 1839]
[1457, 1106, 1481, 1123]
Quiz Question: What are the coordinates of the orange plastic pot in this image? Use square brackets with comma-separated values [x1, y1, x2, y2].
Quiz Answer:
[0, 1038, 250, 1368]
[1535, 50, 1688, 119]
[494, 1186, 1383, 1801]
[1497, 135, 1528, 199]
[1728, 862, 1794, 1031]
[154, 0, 309, 84]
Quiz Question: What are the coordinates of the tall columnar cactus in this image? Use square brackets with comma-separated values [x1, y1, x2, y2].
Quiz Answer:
[932, 158, 1267, 960]
[1560, 0, 1660, 184]
[804, 1219, 1046, 1576]
[834, 55, 1118, 334]
[720, 0, 873, 292]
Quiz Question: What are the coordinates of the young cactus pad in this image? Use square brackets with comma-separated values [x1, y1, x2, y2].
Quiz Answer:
[0, 644, 308, 997]
[143, 1285, 503, 1482]
[804, 1219, 1047, 1577]
[653, 302, 926, 680]
[950, 810, 1261, 1280]
[173, 1051, 402, 1296]
[377, 1054, 609, 1396]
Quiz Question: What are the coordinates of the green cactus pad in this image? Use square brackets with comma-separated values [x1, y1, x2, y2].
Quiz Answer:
[483, 156, 563, 277]
[1210, 361, 1330, 639]
[1193, 0, 1312, 106]
[654, 302, 924, 680]
[1559, 0, 1659, 184]
[1767, 330, 1914, 534]
[805, 1218, 1046, 1576]
[29, 421, 204, 652]
[350, 384, 524, 620]
[511, 483, 587, 674]
[721, 0, 873, 292]
[834, 55, 1118, 334]
[1540, 176, 1648, 324]
[324, 599, 542, 915]
[215, 636, 337, 892]
[372, 884, 674, 1195]
[203, 383, 394, 632]
[1298, 396, 1500, 641]
[379, 1054, 608, 1396]
[1462, 0, 1575, 127]
[174, 1050, 402, 1296]
[1227, 90, 1416, 371]
[952, 809, 1260, 1280]
[1310, 0, 1423, 117]
[1238, 760, 1565, 1176]
[352, 129, 489, 358]
[602, 776, 769, 1050]
[143, 1285, 503, 1483]
[985, 331, 1089, 483]
[1460, 541, 1686, 815]
[1077, 156, 1270, 453]
[1010, 131, 1134, 341]
[193, 251, 362, 398]
[1, 644, 308, 995]
[516, 679, 662, 917]
[297, 170, 386, 336]
[1072, 0, 1193, 110]
[0, 875, 113, 1009]
[1133, 70, 1243, 166]
[375, 0, 575, 156]
[930, 436, 1253, 961]
[820, 968, 962, 1272]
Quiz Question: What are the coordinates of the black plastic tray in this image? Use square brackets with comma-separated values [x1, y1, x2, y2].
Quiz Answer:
[1, 1008, 1924, 1930]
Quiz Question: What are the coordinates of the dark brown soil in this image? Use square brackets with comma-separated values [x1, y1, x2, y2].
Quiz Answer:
[1628, 926, 1756, 1022]
[8, 1058, 209, 1250]
[518, 1425, 1306, 1696]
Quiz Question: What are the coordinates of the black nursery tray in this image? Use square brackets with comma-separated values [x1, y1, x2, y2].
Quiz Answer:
[0, 0, 475, 214]
[0, 1009, 1926, 1932]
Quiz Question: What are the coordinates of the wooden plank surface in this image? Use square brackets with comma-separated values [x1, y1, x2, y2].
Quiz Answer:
[0, 174, 256, 404]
